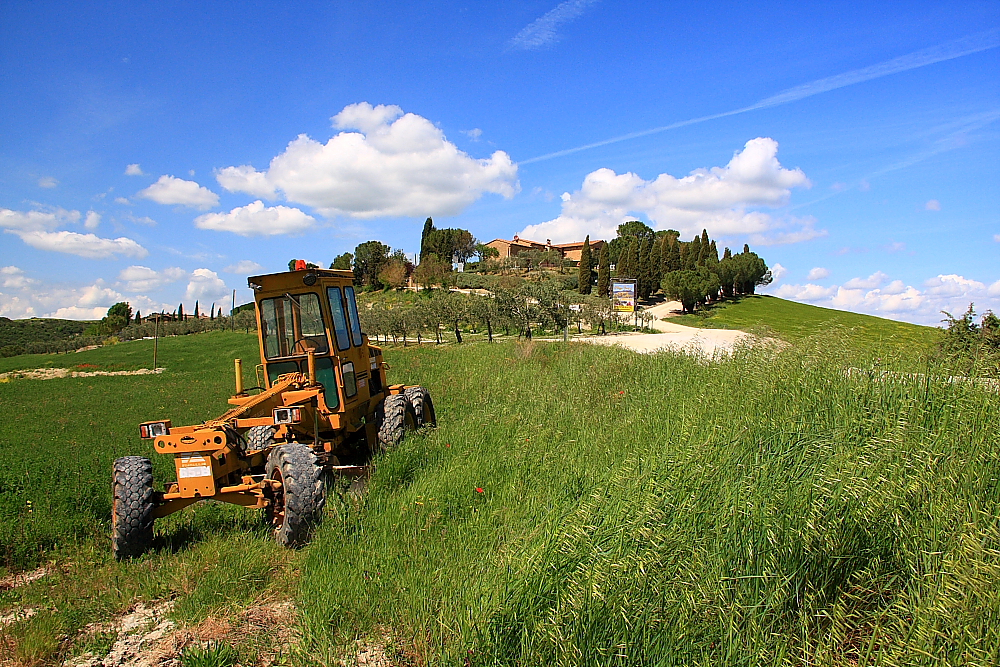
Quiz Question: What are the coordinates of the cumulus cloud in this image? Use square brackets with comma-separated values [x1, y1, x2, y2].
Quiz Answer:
[117, 265, 187, 292]
[0, 274, 127, 320]
[843, 271, 888, 290]
[509, 0, 600, 50]
[770, 263, 787, 282]
[519, 137, 814, 244]
[115, 197, 131, 205]
[195, 201, 317, 237]
[925, 199, 941, 211]
[767, 271, 1000, 326]
[84, 210, 101, 230]
[125, 163, 145, 176]
[216, 103, 518, 219]
[38, 176, 58, 188]
[1, 207, 80, 232]
[15, 230, 148, 259]
[185, 268, 229, 302]
[224, 260, 265, 274]
[807, 267, 830, 280]
[1, 266, 36, 289]
[137, 175, 219, 210]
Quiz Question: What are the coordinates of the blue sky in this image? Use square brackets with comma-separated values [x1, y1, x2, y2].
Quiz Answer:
[1, 0, 997, 325]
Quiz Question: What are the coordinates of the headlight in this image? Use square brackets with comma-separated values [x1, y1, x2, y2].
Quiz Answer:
[273, 407, 302, 425]
[139, 420, 171, 439]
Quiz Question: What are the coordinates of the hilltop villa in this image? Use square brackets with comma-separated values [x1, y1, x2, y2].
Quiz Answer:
[485, 235, 606, 263]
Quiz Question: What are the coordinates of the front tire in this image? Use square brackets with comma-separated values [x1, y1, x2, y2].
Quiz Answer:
[378, 394, 417, 450]
[404, 386, 436, 428]
[246, 425, 278, 453]
[264, 444, 325, 547]
[112, 456, 155, 560]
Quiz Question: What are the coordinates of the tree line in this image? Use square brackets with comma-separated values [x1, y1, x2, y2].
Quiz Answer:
[574, 221, 772, 313]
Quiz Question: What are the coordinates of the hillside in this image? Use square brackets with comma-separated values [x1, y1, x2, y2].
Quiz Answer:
[672, 294, 941, 352]
[0, 332, 996, 664]
[0, 316, 92, 350]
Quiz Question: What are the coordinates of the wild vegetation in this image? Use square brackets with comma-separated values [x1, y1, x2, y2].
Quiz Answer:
[0, 316, 93, 358]
[1, 326, 997, 664]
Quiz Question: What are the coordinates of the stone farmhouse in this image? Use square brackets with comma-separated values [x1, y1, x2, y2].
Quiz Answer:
[485, 235, 606, 263]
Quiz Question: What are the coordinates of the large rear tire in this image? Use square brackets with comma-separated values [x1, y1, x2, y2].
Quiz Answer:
[112, 456, 155, 560]
[378, 394, 417, 450]
[264, 444, 325, 547]
[404, 386, 436, 428]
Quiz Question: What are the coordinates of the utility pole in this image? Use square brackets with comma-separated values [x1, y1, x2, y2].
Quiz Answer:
[231, 289, 236, 332]
[152, 314, 159, 369]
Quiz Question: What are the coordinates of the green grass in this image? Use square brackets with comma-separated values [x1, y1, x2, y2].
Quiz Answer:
[672, 294, 941, 355]
[1, 327, 998, 665]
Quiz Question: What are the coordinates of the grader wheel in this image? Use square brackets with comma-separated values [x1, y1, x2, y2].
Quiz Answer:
[112, 456, 155, 560]
[404, 386, 436, 428]
[246, 424, 278, 452]
[378, 394, 417, 450]
[264, 444, 325, 547]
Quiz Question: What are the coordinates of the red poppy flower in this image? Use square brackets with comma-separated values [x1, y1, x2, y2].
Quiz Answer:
[475, 487, 484, 493]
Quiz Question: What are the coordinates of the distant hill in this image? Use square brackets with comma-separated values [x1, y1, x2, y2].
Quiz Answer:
[0, 317, 93, 357]
[672, 294, 941, 353]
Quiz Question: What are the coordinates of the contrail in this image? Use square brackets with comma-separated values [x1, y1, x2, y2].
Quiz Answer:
[521, 30, 1000, 165]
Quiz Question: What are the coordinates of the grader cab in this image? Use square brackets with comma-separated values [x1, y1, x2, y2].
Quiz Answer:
[112, 266, 434, 559]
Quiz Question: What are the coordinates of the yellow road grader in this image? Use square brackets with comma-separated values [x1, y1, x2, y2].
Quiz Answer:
[112, 266, 434, 559]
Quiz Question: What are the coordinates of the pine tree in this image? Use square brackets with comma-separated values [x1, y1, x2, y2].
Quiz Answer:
[578, 235, 592, 294]
[596, 245, 610, 298]
[194, 301, 199, 318]
[178, 303, 184, 321]
[723, 247, 732, 260]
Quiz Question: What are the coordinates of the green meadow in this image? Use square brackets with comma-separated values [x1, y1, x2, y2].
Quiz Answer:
[1, 327, 997, 665]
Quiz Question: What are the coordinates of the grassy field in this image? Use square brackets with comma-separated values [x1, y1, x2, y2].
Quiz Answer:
[1, 329, 998, 665]
[672, 294, 941, 354]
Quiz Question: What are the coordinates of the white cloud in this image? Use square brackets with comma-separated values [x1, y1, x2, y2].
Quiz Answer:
[137, 175, 219, 210]
[195, 201, 317, 237]
[185, 268, 229, 302]
[38, 176, 58, 188]
[14, 230, 148, 259]
[117, 265, 187, 292]
[125, 164, 145, 176]
[224, 260, 265, 274]
[84, 210, 101, 230]
[806, 267, 830, 280]
[217, 103, 518, 218]
[126, 213, 157, 226]
[770, 263, 787, 282]
[766, 271, 1000, 325]
[994, 234, 1000, 243]
[843, 271, 888, 290]
[1, 207, 80, 232]
[509, 0, 600, 50]
[519, 138, 815, 244]
[1, 266, 36, 289]
[115, 197, 131, 205]
[925, 199, 941, 211]
[216, 165, 277, 199]
[462, 128, 483, 141]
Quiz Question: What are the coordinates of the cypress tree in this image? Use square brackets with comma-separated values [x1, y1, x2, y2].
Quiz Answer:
[134, 310, 141, 323]
[638, 237, 653, 300]
[678, 241, 688, 271]
[420, 217, 435, 261]
[210, 304, 215, 320]
[701, 229, 710, 249]
[194, 301, 199, 318]
[578, 235, 592, 294]
[615, 238, 632, 279]
[178, 303, 184, 321]
[596, 245, 610, 298]
[709, 240, 719, 263]
[687, 236, 701, 270]
[723, 247, 732, 260]
[650, 237, 663, 292]
[744, 243, 751, 254]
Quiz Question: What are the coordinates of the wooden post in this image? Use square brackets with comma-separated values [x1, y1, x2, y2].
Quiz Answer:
[153, 314, 159, 369]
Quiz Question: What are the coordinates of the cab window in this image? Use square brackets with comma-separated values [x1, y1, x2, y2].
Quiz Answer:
[260, 293, 327, 359]
[326, 287, 351, 351]
[345, 286, 363, 347]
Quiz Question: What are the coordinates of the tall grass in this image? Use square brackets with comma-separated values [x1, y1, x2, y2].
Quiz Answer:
[299, 335, 999, 665]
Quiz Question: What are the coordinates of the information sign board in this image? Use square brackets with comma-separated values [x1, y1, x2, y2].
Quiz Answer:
[612, 280, 636, 313]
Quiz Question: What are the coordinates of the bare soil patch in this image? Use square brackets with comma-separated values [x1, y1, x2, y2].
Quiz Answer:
[0, 368, 164, 382]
